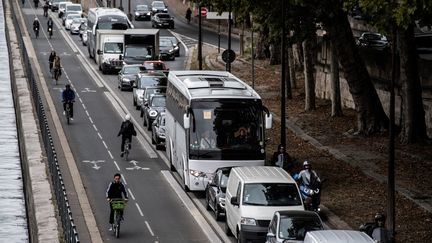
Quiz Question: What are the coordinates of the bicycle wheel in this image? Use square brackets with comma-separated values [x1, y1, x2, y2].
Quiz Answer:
[66, 105, 70, 124]
[114, 210, 121, 238]
[124, 140, 130, 161]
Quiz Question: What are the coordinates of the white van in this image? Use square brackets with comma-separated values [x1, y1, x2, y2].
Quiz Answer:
[225, 166, 304, 242]
[65, 3, 82, 17]
[304, 230, 375, 243]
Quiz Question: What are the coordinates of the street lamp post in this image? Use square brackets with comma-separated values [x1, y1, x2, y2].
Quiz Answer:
[226, 0, 232, 72]
[280, 0, 286, 149]
[198, 5, 203, 70]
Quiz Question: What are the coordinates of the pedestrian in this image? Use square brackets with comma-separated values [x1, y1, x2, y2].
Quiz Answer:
[185, 7, 192, 24]
[271, 144, 293, 172]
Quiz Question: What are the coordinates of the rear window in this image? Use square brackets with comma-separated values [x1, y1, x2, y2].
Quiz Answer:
[242, 183, 302, 206]
[67, 5, 81, 11]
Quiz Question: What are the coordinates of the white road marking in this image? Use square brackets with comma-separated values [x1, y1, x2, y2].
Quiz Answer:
[93, 124, 98, 131]
[102, 141, 108, 149]
[145, 221, 155, 236]
[107, 150, 114, 159]
[127, 189, 135, 200]
[120, 173, 126, 184]
[135, 203, 144, 217]
[89, 117, 93, 123]
[82, 103, 86, 110]
[113, 161, 120, 171]
[97, 132, 102, 139]
[79, 97, 83, 103]
[85, 110, 90, 116]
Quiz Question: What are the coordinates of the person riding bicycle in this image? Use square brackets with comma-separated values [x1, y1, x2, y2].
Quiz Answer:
[185, 8, 192, 24]
[47, 17, 54, 31]
[33, 17, 40, 35]
[53, 55, 61, 79]
[43, 2, 49, 17]
[48, 50, 56, 71]
[117, 114, 137, 157]
[106, 173, 128, 231]
[62, 84, 75, 120]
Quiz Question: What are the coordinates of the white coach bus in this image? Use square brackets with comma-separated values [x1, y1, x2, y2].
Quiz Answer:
[165, 71, 273, 191]
[87, 7, 133, 59]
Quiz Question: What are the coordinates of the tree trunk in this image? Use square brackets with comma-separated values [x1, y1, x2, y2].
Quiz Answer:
[327, 11, 388, 135]
[303, 37, 316, 111]
[270, 41, 281, 65]
[330, 35, 343, 117]
[398, 24, 428, 143]
[255, 24, 269, 59]
[288, 44, 297, 89]
[285, 48, 293, 99]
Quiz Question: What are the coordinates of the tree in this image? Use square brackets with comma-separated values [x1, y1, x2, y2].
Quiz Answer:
[303, 36, 316, 111]
[330, 33, 343, 117]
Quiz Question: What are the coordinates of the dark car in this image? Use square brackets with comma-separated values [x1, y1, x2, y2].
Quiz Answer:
[151, 112, 166, 150]
[117, 64, 147, 91]
[150, 1, 167, 15]
[266, 210, 324, 243]
[134, 4, 151, 21]
[152, 13, 174, 29]
[161, 36, 180, 57]
[143, 94, 166, 131]
[357, 32, 389, 51]
[143, 60, 169, 76]
[205, 167, 232, 221]
[140, 86, 167, 117]
[133, 72, 167, 109]
[159, 38, 175, 61]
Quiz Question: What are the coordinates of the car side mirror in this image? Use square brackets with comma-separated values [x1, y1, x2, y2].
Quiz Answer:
[119, 54, 123, 60]
[97, 49, 102, 55]
[230, 196, 239, 206]
[267, 232, 276, 240]
[265, 113, 272, 129]
[183, 113, 190, 129]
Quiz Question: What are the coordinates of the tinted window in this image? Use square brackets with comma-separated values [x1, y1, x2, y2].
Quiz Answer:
[124, 66, 145, 74]
[136, 5, 148, 10]
[157, 14, 170, 18]
[278, 215, 323, 240]
[151, 96, 166, 107]
[104, 43, 123, 54]
[139, 76, 166, 88]
[160, 39, 173, 47]
[242, 183, 302, 206]
[67, 5, 81, 11]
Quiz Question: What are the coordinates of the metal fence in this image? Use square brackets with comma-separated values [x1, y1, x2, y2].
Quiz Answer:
[10, 1, 79, 242]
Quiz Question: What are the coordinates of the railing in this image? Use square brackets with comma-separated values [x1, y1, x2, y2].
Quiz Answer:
[10, 1, 79, 242]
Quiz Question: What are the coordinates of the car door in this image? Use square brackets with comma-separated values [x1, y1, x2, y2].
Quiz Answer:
[267, 214, 278, 243]
[229, 182, 242, 232]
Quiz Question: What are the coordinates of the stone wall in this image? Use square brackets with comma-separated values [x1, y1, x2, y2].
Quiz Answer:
[315, 38, 432, 137]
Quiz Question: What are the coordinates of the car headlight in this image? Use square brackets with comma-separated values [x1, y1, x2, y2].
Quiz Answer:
[240, 217, 257, 226]
[164, 8, 167, 12]
[135, 12, 139, 16]
[147, 12, 151, 15]
[190, 169, 206, 177]
[149, 110, 158, 117]
[122, 78, 130, 82]
[152, 7, 157, 11]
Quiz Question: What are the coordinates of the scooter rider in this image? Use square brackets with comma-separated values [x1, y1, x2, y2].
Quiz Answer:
[47, 17, 54, 30]
[33, 17, 40, 37]
[296, 160, 321, 211]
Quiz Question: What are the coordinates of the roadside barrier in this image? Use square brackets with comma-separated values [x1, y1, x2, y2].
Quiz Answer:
[10, 1, 80, 242]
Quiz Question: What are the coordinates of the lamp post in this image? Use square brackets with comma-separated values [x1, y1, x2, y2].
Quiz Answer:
[280, 0, 286, 149]
[226, 0, 232, 72]
[198, 5, 203, 70]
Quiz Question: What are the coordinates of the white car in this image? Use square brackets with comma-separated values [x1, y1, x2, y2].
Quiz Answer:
[69, 18, 85, 34]
[64, 13, 81, 30]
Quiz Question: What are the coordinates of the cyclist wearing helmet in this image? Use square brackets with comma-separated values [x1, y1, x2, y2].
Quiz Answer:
[62, 84, 75, 120]
[117, 114, 137, 157]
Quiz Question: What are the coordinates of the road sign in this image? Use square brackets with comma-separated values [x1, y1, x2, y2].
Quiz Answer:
[200, 7, 207, 17]
[206, 12, 230, 20]
[222, 49, 236, 64]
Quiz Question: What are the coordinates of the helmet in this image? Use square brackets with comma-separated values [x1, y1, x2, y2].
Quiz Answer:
[303, 160, 311, 167]
[374, 212, 386, 223]
[125, 114, 131, 121]
[34, 17, 38, 21]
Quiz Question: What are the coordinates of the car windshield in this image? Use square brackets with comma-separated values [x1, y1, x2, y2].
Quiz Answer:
[162, 37, 177, 45]
[72, 18, 85, 23]
[153, 2, 165, 8]
[160, 39, 173, 47]
[97, 15, 130, 30]
[278, 216, 323, 240]
[151, 96, 166, 107]
[157, 14, 170, 18]
[139, 76, 166, 88]
[67, 14, 80, 20]
[104, 43, 123, 54]
[364, 33, 382, 40]
[67, 5, 81, 11]
[144, 62, 166, 70]
[145, 87, 166, 100]
[124, 66, 146, 74]
[242, 183, 302, 206]
[136, 5, 148, 10]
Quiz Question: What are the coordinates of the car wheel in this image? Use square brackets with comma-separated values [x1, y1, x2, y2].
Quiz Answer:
[133, 97, 137, 107]
[205, 192, 211, 211]
[143, 115, 147, 126]
[140, 109, 144, 117]
[147, 121, 152, 131]
[151, 133, 156, 144]
[237, 230, 243, 243]
[214, 200, 221, 221]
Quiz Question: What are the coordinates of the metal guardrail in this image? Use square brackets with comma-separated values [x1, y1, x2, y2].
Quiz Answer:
[10, 1, 79, 242]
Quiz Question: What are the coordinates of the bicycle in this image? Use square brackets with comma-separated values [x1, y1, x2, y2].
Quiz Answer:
[64, 101, 72, 124]
[53, 67, 61, 84]
[123, 138, 131, 161]
[110, 198, 127, 238]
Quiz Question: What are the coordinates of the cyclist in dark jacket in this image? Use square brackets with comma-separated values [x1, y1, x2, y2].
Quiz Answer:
[62, 84, 75, 119]
[106, 173, 128, 228]
[117, 114, 136, 157]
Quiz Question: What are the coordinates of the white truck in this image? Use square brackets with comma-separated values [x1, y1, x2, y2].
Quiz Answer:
[95, 29, 125, 74]
[122, 29, 160, 65]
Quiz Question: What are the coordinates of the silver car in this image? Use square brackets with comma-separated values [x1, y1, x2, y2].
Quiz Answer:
[69, 18, 86, 34]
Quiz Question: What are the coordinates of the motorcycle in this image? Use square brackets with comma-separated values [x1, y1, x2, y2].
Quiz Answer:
[300, 182, 321, 212]
[34, 27, 39, 38]
[48, 27, 53, 39]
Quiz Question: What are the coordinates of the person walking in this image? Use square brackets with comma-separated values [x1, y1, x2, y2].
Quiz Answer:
[185, 7, 192, 24]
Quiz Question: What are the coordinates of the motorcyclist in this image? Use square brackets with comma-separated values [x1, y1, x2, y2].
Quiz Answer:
[117, 114, 137, 157]
[106, 173, 128, 231]
[295, 160, 321, 211]
[62, 84, 75, 120]
[33, 17, 40, 38]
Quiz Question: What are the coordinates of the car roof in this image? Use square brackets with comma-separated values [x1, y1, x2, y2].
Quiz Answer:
[232, 166, 295, 184]
[277, 210, 321, 218]
[305, 230, 374, 243]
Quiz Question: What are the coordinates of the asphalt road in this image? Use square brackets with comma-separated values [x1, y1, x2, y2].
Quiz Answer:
[21, 3, 223, 243]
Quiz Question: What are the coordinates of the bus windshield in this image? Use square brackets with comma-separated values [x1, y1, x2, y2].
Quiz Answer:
[97, 15, 129, 30]
[189, 99, 264, 160]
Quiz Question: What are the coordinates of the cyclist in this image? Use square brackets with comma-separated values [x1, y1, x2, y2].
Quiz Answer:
[117, 114, 137, 157]
[62, 84, 75, 120]
[32, 17, 40, 38]
[106, 173, 128, 231]
[47, 17, 54, 31]
[48, 50, 56, 71]
[53, 55, 61, 80]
